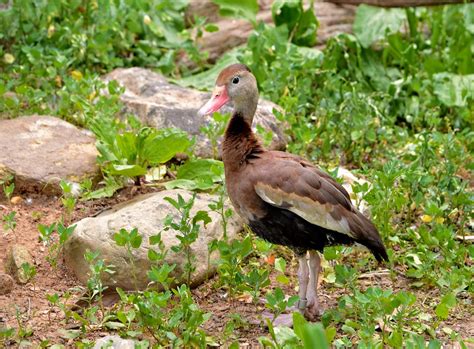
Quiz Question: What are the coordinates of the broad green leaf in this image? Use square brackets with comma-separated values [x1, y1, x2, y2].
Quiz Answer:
[176, 159, 224, 181]
[164, 179, 202, 190]
[116, 132, 138, 162]
[272, 0, 318, 46]
[142, 129, 190, 164]
[292, 311, 307, 339]
[294, 6, 318, 46]
[301, 323, 329, 349]
[354, 5, 406, 48]
[435, 302, 449, 319]
[433, 73, 474, 107]
[212, 0, 258, 24]
[109, 164, 147, 177]
[272, 0, 302, 30]
[274, 257, 286, 273]
[104, 321, 126, 329]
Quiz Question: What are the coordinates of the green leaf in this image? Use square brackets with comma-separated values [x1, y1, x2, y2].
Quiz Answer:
[104, 321, 126, 329]
[142, 129, 191, 164]
[272, 0, 302, 30]
[164, 179, 202, 190]
[294, 6, 318, 46]
[212, 0, 258, 24]
[435, 303, 449, 320]
[301, 322, 329, 349]
[165, 158, 224, 190]
[433, 73, 474, 107]
[193, 210, 212, 226]
[109, 164, 147, 177]
[177, 159, 224, 181]
[274, 257, 286, 273]
[292, 311, 307, 339]
[354, 5, 406, 48]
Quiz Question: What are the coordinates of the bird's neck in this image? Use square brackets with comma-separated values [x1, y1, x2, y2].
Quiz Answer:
[222, 112, 263, 170]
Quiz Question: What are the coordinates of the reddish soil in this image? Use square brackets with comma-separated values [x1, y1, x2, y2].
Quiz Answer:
[0, 188, 473, 348]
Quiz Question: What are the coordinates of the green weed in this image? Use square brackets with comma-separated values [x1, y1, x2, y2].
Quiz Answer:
[163, 193, 211, 285]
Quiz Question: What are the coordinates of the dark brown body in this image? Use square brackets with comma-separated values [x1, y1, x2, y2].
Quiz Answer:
[222, 114, 388, 261]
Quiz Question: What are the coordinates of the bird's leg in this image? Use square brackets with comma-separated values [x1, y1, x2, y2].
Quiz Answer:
[305, 251, 322, 320]
[260, 251, 309, 327]
[297, 253, 309, 313]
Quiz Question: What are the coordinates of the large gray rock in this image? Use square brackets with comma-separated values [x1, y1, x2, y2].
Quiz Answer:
[64, 189, 241, 290]
[103, 68, 287, 158]
[0, 115, 99, 195]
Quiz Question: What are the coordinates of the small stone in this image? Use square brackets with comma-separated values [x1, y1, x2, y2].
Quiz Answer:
[0, 273, 14, 295]
[93, 335, 136, 349]
[10, 196, 23, 205]
[5, 245, 35, 284]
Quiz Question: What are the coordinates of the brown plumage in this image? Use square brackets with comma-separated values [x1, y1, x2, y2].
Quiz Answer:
[198, 63, 388, 321]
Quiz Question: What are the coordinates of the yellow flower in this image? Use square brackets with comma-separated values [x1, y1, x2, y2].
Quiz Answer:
[435, 217, 445, 224]
[48, 25, 55, 38]
[71, 70, 83, 81]
[3, 53, 15, 64]
[143, 15, 152, 25]
[421, 215, 433, 223]
[55, 75, 62, 87]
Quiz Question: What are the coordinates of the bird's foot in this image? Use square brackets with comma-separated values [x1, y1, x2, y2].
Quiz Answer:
[304, 297, 324, 321]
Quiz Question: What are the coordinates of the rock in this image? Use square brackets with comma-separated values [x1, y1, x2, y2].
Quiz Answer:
[103, 68, 287, 158]
[10, 196, 22, 205]
[0, 115, 99, 195]
[93, 335, 136, 349]
[0, 273, 14, 295]
[184, 0, 355, 64]
[5, 245, 34, 284]
[64, 189, 241, 290]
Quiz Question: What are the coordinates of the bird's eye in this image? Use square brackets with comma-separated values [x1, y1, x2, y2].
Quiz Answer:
[232, 76, 240, 84]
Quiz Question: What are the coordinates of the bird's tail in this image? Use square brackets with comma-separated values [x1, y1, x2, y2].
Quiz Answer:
[352, 211, 389, 263]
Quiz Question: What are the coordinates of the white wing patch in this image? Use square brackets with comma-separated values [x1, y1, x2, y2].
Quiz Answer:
[255, 183, 354, 238]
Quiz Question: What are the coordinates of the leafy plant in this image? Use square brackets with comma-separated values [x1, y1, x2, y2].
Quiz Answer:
[59, 180, 77, 224]
[84, 250, 115, 304]
[259, 312, 331, 348]
[165, 158, 224, 191]
[200, 111, 231, 159]
[264, 287, 299, 323]
[1, 174, 15, 203]
[209, 234, 253, 301]
[242, 267, 270, 305]
[38, 222, 76, 268]
[2, 211, 17, 234]
[163, 193, 211, 285]
[211, 0, 259, 24]
[147, 232, 176, 289]
[93, 116, 191, 187]
[271, 0, 319, 46]
[113, 228, 143, 290]
[208, 185, 233, 240]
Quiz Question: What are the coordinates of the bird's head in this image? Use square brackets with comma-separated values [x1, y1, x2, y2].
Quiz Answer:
[198, 63, 259, 122]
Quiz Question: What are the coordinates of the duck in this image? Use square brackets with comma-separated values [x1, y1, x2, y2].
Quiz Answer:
[198, 63, 388, 321]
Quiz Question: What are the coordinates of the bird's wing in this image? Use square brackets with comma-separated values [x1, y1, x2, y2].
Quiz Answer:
[252, 153, 357, 238]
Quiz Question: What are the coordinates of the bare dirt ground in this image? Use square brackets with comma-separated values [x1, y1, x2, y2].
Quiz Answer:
[0, 188, 473, 348]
